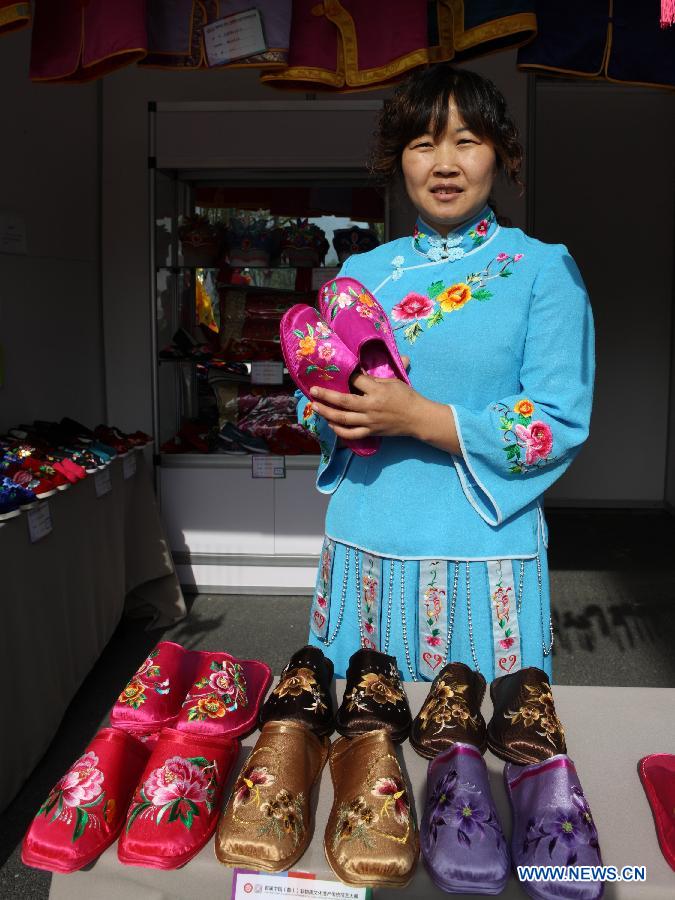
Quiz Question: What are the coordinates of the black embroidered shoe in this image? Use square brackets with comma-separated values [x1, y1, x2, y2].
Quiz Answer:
[258, 645, 335, 737]
[335, 649, 412, 743]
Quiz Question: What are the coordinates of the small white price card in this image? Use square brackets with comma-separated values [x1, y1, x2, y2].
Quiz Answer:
[94, 468, 112, 497]
[203, 9, 266, 67]
[232, 870, 370, 900]
[311, 266, 340, 291]
[27, 502, 52, 543]
[122, 453, 137, 479]
[0, 212, 28, 255]
[251, 455, 285, 479]
[251, 360, 283, 385]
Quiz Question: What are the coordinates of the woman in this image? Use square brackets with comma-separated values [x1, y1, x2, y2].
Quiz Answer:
[296, 63, 594, 682]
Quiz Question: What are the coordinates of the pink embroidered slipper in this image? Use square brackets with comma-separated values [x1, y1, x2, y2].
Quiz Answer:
[280, 303, 379, 456]
[318, 277, 411, 384]
[22, 728, 150, 874]
[117, 727, 238, 870]
[175, 651, 271, 740]
[110, 641, 195, 738]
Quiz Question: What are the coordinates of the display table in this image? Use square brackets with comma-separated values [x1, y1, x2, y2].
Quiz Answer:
[0, 452, 186, 813]
[49, 682, 674, 899]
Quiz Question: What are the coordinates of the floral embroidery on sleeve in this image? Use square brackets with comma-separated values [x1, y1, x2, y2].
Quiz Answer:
[495, 399, 555, 474]
[300, 401, 332, 463]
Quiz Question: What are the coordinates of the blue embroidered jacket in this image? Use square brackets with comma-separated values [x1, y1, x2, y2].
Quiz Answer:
[295, 206, 595, 562]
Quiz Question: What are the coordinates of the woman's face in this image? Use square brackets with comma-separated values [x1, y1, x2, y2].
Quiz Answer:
[401, 100, 498, 236]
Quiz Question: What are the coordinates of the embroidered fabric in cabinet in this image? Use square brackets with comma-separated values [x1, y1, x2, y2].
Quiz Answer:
[495, 398, 555, 474]
[215, 720, 328, 873]
[487, 560, 522, 676]
[326, 731, 418, 887]
[418, 559, 449, 679]
[310, 537, 334, 639]
[391, 250, 525, 346]
[411, 662, 487, 759]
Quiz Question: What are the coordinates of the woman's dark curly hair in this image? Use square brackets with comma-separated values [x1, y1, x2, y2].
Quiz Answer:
[370, 63, 523, 191]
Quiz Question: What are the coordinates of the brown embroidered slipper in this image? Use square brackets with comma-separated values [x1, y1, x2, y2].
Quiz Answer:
[258, 645, 334, 737]
[486, 666, 567, 765]
[215, 720, 328, 872]
[335, 649, 412, 743]
[325, 730, 419, 888]
[410, 662, 487, 759]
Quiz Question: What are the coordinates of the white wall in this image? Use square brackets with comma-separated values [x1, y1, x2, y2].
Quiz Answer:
[0, 29, 104, 432]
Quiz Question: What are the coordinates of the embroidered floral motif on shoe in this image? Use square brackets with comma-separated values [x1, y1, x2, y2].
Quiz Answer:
[292, 320, 341, 381]
[37, 750, 108, 843]
[344, 668, 405, 712]
[231, 760, 304, 847]
[427, 768, 503, 849]
[522, 786, 600, 866]
[126, 755, 218, 832]
[333, 765, 411, 849]
[505, 683, 565, 750]
[494, 398, 554, 473]
[259, 789, 305, 846]
[183, 660, 248, 720]
[118, 648, 170, 708]
[418, 676, 479, 737]
[392, 250, 524, 344]
[272, 666, 327, 715]
[233, 766, 276, 809]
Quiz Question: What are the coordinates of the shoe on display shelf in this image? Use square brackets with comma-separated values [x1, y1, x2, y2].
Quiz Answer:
[0, 480, 23, 521]
[93, 426, 131, 456]
[1, 477, 38, 511]
[60, 416, 95, 442]
[219, 421, 270, 454]
[216, 437, 248, 455]
[10, 467, 59, 499]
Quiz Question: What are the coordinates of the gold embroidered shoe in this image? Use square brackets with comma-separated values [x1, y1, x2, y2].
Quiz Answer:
[258, 645, 334, 737]
[214, 720, 328, 872]
[335, 649, 412, 743]
[410, 662, 487, 759]
[487, 666, 567, 765]
[325, 730, 419, 887]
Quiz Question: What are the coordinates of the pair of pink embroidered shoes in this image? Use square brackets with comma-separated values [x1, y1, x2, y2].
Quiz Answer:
[280, 277, 411, 456]
[22, 641, 271, 873]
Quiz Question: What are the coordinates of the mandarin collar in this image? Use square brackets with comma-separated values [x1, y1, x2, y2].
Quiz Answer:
[412, 205, 497, 261]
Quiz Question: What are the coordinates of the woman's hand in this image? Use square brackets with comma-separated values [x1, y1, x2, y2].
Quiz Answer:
[308, 355, 461, 455]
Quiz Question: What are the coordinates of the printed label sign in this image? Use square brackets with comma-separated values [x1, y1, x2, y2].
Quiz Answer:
[27, 503, 52, 543]
[232, 870, 370, 900]
[251, 360, 284, 385]
[251, 455, 286, 478]
[203, 9, 266, 66]
[94, 468, 112, 497]
[123, 453, 137, 480]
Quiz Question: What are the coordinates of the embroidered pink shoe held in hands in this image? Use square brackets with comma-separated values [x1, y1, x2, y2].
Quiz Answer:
[318, 276, 411, 385]
[22, 728, 150, 873]
[280, 303, 379, 456]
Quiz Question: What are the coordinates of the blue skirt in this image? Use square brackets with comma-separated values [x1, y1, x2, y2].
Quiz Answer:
[307, 537, 554, 683]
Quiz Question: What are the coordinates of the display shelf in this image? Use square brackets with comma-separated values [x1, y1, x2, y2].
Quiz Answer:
[159, 452, 321, 469]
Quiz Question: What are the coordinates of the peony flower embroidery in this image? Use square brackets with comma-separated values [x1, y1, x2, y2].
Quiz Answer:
[37, 750, 108, 843]
[273, 667, 316, 699]
[127, 755, 218, 831]
[391, 293, 435, 322]
[317, 342, 336, 361]
[185, 660, 248, 720]
[359, 672, 405, 705]
[117, 648, 170, 709]
[514, 421, 554, 466]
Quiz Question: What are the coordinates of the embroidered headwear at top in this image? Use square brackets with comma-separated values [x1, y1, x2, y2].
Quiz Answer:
[412, 206, 497, 262]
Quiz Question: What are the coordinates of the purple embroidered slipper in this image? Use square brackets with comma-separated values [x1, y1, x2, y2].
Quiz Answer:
[280, 303, 379, 457]
[505, 755, 603, 900]
[421, 743, 510, 894]
[318, 277, 411, 384]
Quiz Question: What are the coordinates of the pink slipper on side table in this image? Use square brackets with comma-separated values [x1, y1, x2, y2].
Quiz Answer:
[318, 277, 411, 384]
[280, 303, 379, 456]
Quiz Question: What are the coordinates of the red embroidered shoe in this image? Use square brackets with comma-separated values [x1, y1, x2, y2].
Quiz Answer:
[22, 727, 150, 874]
[280, 303, 379, 456]
[175, 651, 271, 740]
[318, 277, 410, 384]
[111, 641, 195, 738]
[117, 728, 238, 869]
